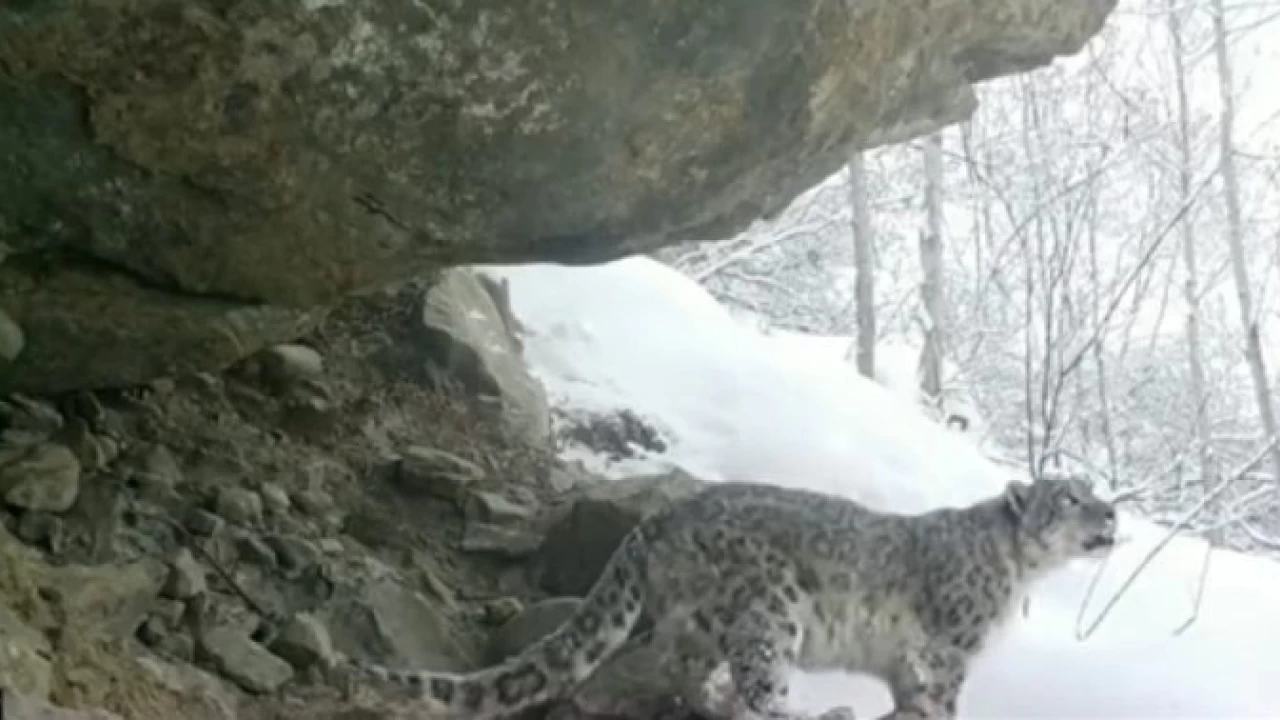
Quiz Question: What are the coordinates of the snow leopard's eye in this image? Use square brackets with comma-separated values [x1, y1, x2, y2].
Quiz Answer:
[1058, 493, 1079, 508]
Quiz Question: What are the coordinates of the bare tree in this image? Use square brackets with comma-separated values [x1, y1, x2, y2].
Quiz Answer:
[848, 151, 877, 378]
[919, 133, 947, 402]
[1211, 0, 1280, 483]
[1168, 0, 1214, 487]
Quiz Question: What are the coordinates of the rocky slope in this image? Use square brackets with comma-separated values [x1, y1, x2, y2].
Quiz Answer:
[0, 0, 1116, 394]
[0, 269, 707, 719]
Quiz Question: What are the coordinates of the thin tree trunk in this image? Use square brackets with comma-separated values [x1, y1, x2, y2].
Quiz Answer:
[1087, 180, 1120, 490]
[1168, 0, 1213, 486]
[1211, 0, 1280, 481]
[848, 152, 877, 378]
[919, 133, 947, 402]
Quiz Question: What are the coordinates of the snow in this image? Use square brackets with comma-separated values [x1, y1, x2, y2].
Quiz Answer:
[479, 257, 1280, 718]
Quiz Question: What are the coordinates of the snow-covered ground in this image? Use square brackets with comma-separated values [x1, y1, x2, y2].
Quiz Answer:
[481, 257, 1280, 718]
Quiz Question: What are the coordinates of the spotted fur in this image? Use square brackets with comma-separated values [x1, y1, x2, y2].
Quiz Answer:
[342, 475, 1117, 719]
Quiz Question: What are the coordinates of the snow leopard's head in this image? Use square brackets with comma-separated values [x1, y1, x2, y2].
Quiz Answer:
[1004, 473, 1117, 568]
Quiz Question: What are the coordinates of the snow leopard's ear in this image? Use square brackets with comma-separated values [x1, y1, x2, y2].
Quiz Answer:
[1003, 480, 1034, 517]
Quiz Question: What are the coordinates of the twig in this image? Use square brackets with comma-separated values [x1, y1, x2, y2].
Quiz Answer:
[1074, 435, 1278, 640]
[1241, 521, 1280, 550]
[1172, 538, 1213, 636]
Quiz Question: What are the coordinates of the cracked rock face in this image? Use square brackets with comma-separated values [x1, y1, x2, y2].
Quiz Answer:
[0, 0, 1115, 393]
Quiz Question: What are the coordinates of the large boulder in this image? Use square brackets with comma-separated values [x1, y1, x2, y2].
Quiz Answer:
[418, 268, 551, 447]
[0, 1, 1116, 393]
[532, 469, 706, 597]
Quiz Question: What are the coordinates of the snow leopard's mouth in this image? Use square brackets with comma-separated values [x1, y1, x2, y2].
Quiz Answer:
[1082, 519, 1118, 553]
[1082, 534, 1115, 552]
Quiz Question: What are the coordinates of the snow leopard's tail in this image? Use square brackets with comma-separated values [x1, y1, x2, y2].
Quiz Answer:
[340, 530, 648, 718]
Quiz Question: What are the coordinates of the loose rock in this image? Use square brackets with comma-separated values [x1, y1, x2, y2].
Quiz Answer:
[460, 521, 544, 558]
[62, 417, 118, 472]
[533, 469, 706, 596]
[324, 577, 476, 674]
[162, 548, 207, 600]
[187, 509, 225, 537]
[266, 534, 320, 577]
[488, 597, 581, 664]
[137, 615, 169, 648]
[465, 489, 535, 524]
[214, 487, 263, 527]
[419, 269, 553, 448]
[396, 445, 484, 499]
[258, 482, 291, 513]
[1, 443, 81, 513]
[269, 612, 335, 670]
[261, 343, 325, 386]
[131, 444, 183, 499]
[199, 625, 294, 694]
[233, 532, 279, 569]
[290, 486, 335, 516]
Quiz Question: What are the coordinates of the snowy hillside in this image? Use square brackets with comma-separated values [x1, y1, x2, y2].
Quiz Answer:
[482, 257, 1280, 718]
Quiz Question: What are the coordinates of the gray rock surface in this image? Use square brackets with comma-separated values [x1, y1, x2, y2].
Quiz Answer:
[1, 691, 122, 720]
[162, 548, 208, 601]
[269, 612, 336, 670]
[419, 268, 552, 446]
[487, 596, 581, 664]
[395, 445, 484, 499]
[199, 626, 295, 695]
[1, 443, 81, 513]
[0, 1, 1116, 394]
[324, 577, 478, 674]
[533, 469, 707, 596]
[0, 599, 53, 700]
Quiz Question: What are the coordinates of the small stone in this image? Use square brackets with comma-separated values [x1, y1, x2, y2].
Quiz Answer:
[187, 509, 225, 537]
[133, 444, 183, 498]
[481, 597, 524, 627]
[266, 534, 320, 576]
[317, 538, 343, 555]
[199, 625, 294, 694]
[460, 521, 543, 558]
[162, 548, 207, 600]
[0, 307, 23, 363]
[158, 632, 195, 662]
[268, 613, 335, 669]
[465, 490, 535, 524]
[396, 445, 484, 499]
[15, 511, 64, 552]
[63, 417, 118, 472]
[258, 482, 291, 513]
[138, 616, 169, 647]
[261, 343, 325, 385]
[234, 532, 278, 569]
[2, 443, 81, 512]
[214, 487, 263, 527]
[290, 487, 334, 516]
